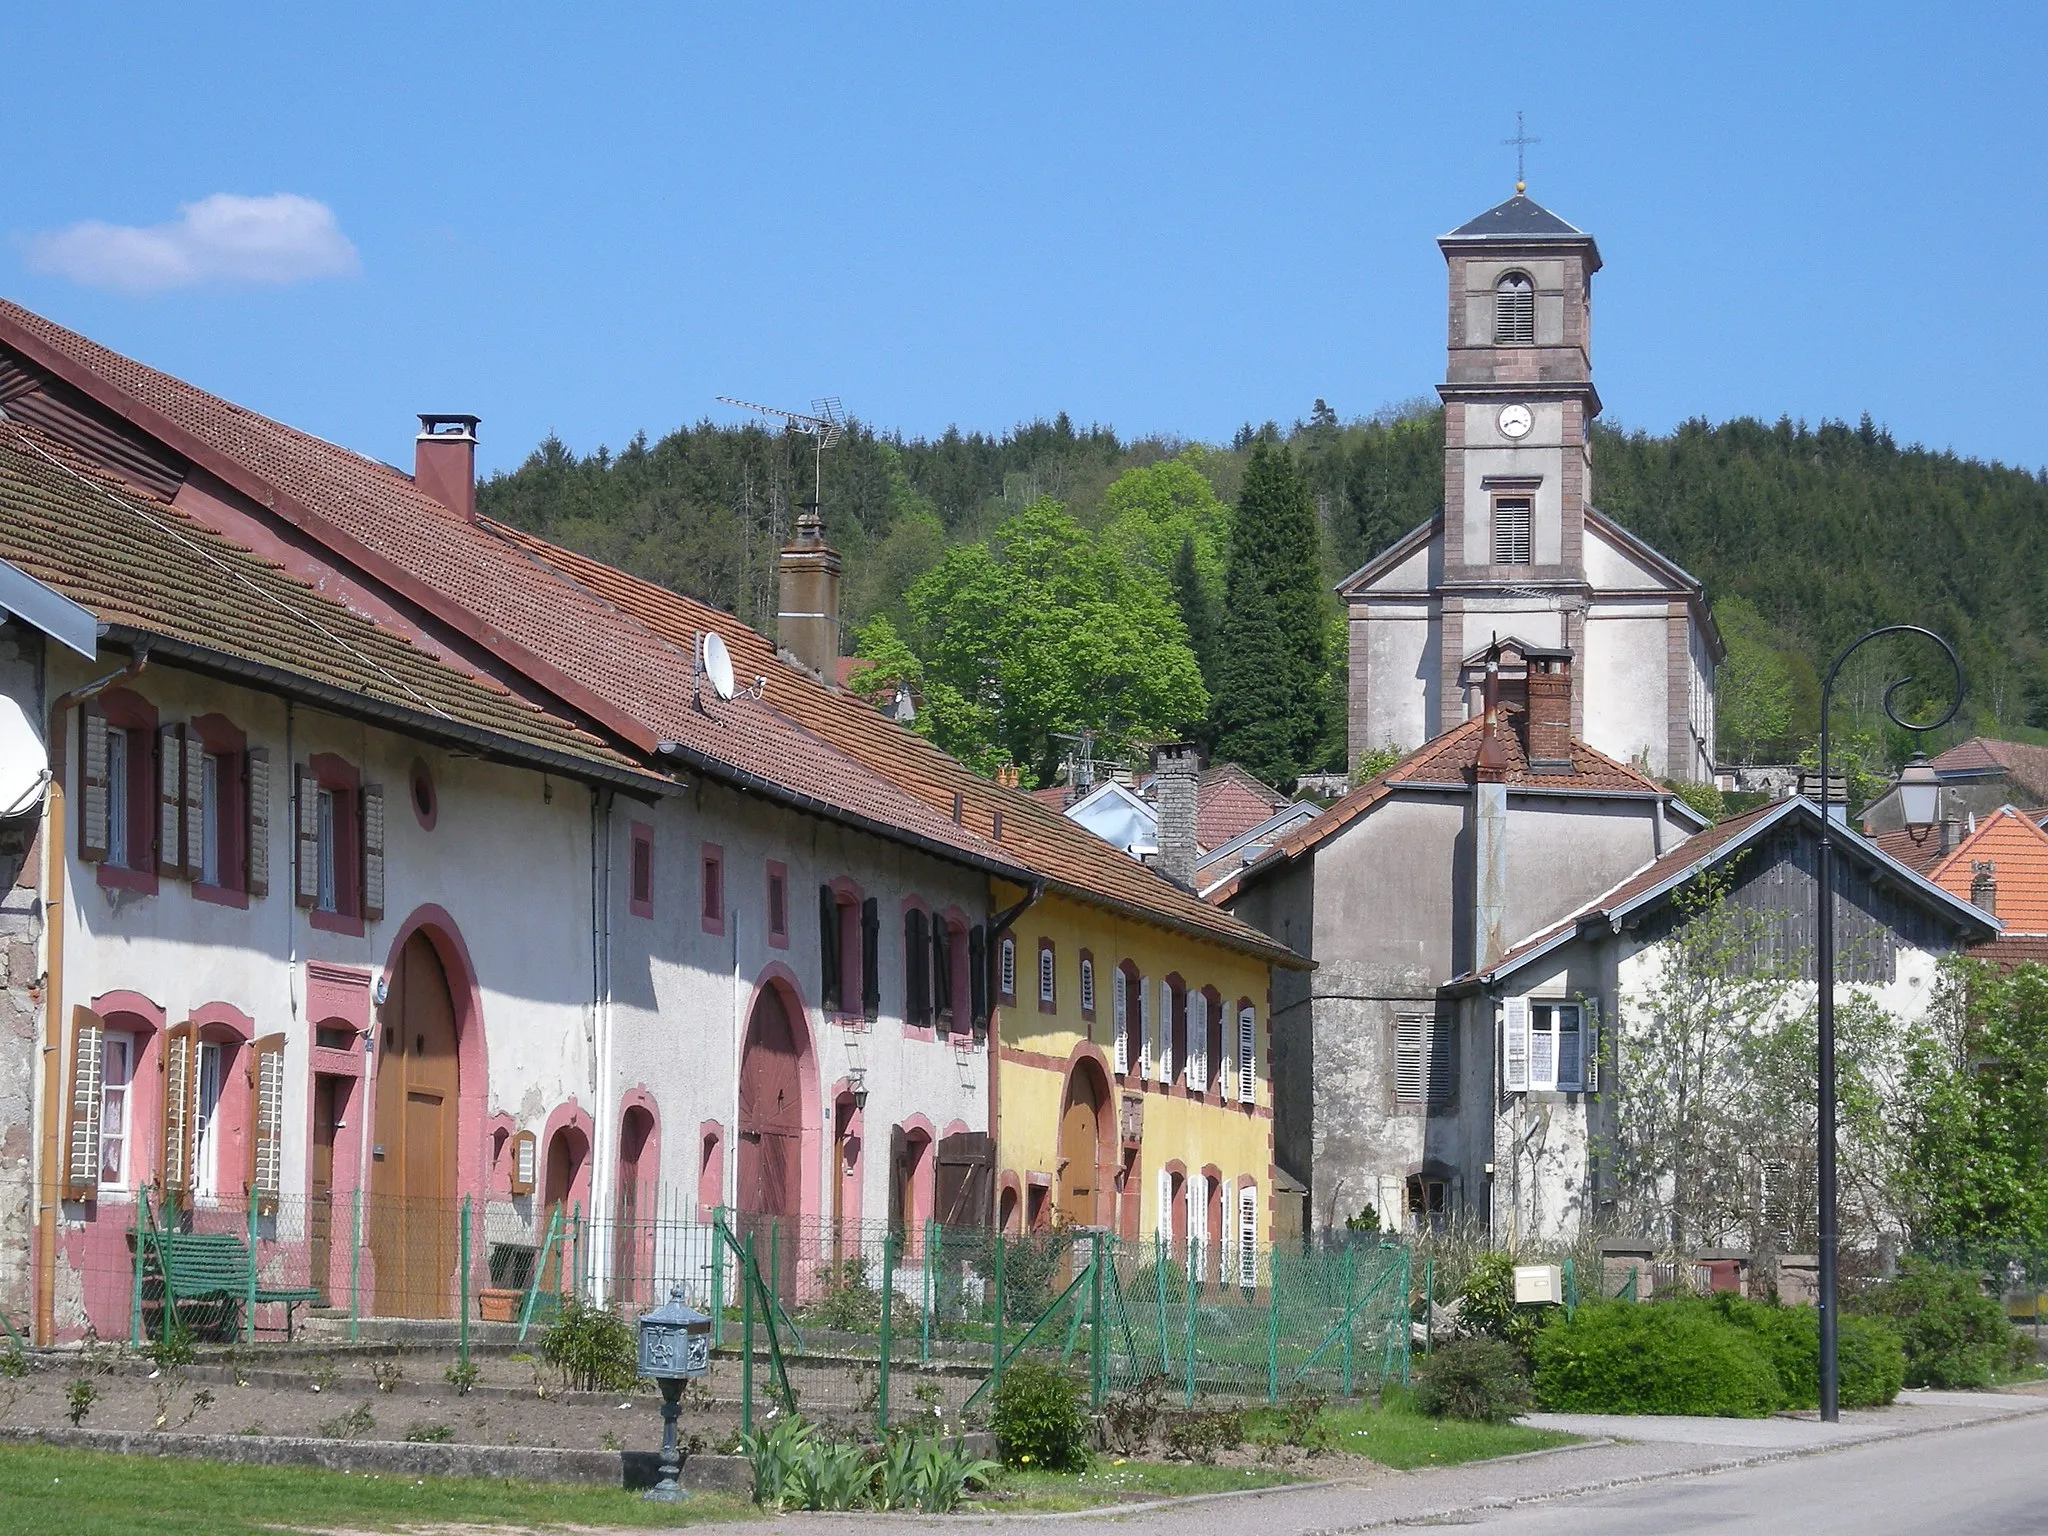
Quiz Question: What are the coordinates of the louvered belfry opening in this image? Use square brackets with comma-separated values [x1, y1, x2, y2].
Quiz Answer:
[1494, 271, 1535, 345]
[1491, 496, 1533, 565]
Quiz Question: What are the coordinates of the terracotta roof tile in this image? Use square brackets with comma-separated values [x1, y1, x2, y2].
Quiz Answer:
[0, 301, 1026, 877]
[490, 525, 1301, 965]
[1972, 934, 2048, 970]
[0, 420, 655, 783]
[1927, 806, 2048, 934]
[1869, 825, 1949, 875]
[1196, 765, 1291, 851]
[1933, 738, 2048, 802]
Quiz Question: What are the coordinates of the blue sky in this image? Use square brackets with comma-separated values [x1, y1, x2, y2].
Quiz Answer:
[5, 5, 2041, 477]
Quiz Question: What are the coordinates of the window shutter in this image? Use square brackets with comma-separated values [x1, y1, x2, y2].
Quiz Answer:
[161, 1023, 197, 1194]
[905, 908, 928, 1024]
[1237, 1186, 1258, 1288]
[1138, 975, 1152, 1081]
[244, 747, 270, 898]
[1238, 1005, 1256, 1104]
[361, 784, 386, 922]
[1495, 273, 1535, 345]
[158, 723, 184, 878]
[79, 706, 110, 862]
[182, 732, 206, 876]
[1185, 1175, 1203, 1277]
[1502, 996, 1530, 1093]
[248, 1034, 286, 1212]
[818, 886, 841, 1012]
[510, 1130, 538, 1195]
[1038, 943, 1054, 1005]
[999, 936, 1015, 998]
[1558, 1006, 1583, 1091]
[1583, 999, 1601, 1093]
[1492, 498, 1533, 565]
[63, 1006, 105, 1201]
[1156, 980, 1172, 1080]
[969, 924, 988, 1027]
[1080, 957, 1095, 1016]
[1188, 990, 1207, 1092]
[1429, 1012, 1456, 1105]
[861, 896, 881, 1021]
[1113, 971, 1129, 1074]
[1156, 1166, 1171, 1243]
[294, 766, 320, 908]
[932, 916, 953, 1025]
[1395, 1013, 1426, 1104]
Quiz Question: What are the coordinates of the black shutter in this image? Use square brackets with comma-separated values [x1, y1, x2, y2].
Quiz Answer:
[908, 908, 931, 1025]
[932, 916, 953, 1025]
[969, 924, 988, 1033]
[861, 897, 881, 1021]
[819, 885, 841, 1013]
[888, 1124, 909, 1234]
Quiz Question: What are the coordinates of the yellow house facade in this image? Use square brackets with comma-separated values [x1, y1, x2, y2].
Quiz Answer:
[990, 881, 1281, 1277]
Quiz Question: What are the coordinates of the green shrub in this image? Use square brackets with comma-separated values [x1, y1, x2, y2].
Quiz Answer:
[1162, 1405, 1244, 1464]
[1414, 1337, 1534, 1423]
[536, 1294, 640, 1393]
[1533, 1301, 1781, 1417]
[1709, 1296, 1903, 1409]
[1849, 1262, 2018, 1388]
[989, 1360, 1089, 1470]
[1459, 1252, 1543, 1361]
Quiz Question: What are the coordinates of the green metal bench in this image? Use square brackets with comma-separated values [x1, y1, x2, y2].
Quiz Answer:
[148, 1229, 323, 1340]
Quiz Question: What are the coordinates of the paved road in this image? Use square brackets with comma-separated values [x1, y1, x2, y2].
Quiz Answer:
[1452, 1409, 2048, 1534]
[696, 1390, 2048, 1536]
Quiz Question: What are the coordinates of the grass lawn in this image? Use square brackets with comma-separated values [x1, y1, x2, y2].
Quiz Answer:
[966, 1459, 1303, 1512]
[1297, 1394, 1579, 1470]
[0, 1444, 755, 1535]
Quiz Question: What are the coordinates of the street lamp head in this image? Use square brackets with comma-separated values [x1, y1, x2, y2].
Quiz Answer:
[1898, 752, 1941, 832]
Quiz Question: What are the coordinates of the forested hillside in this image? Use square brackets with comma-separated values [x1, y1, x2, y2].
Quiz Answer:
[478, 404, 2048, 782]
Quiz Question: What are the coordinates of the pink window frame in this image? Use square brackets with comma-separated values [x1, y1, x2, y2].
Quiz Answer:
[306, 752, 362, 937]
[92, 688, 159, 897]
[700, 841, 724, 935]
[766, 860, 789, 948]
[629, 821, 655, 920]
[189, 713, 248, 910]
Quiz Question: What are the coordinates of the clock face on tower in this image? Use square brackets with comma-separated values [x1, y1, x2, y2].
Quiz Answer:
[1497, 404, 1534, 440]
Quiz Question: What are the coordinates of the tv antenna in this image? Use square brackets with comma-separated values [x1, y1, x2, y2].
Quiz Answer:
[692, 628, 765, 712]
[717, 396, 846, 513]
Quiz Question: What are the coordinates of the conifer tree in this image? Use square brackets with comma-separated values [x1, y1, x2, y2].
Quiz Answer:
[1210, 442, 1329, 784]
[1170, 532, 1217, 688]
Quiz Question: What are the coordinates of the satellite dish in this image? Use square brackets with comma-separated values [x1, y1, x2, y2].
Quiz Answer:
[0, 692, 48, 818]
[701, 631, 736, 702]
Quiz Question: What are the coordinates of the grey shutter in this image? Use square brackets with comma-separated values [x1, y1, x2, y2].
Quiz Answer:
[361, 784, 386, 921]
[79, 707, 109, 862]
[1583, 999, 1601, 1093]
[1502, 997, 1531, 1093]
[244, 747, 270, 898]
[294, 766, 319, 907]
[157, 723, 183, 878]
[1428, 1012, 1457, 1105]
[182, 731, 206, 876]
[1188, 989, 1207, 1092]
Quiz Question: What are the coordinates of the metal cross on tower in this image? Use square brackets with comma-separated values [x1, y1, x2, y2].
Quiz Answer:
[1502, 111, 1540, 194]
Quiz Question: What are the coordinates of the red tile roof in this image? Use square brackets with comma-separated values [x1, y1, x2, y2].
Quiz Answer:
[1196, 764, 1292, 852]
[0, 300, 1033, 881]
[0, 419, 656, 786]
[1933, 738, 2048, 803]
[1972, 934, 2048, 970]
[1205, 710, 1669, 903]
[1869, 824, 1949, 875]
[1927, 806, 2048, 935]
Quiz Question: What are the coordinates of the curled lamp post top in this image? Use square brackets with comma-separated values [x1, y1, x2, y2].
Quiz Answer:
[1821, 623, 1965, 739]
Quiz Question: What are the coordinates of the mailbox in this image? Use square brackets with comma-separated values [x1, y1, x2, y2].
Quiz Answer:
[1513, 1264, 1564, 1305]
[638, 1286, 712, 1380]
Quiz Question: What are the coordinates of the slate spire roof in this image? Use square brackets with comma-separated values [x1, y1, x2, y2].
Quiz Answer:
[1443, 193, 1586, 240]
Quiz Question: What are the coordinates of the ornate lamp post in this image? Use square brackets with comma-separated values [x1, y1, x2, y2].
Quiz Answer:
[1815, 626, 1961, 1421]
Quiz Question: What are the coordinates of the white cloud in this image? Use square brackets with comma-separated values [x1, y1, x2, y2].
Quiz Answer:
[25, 193, 360, 293]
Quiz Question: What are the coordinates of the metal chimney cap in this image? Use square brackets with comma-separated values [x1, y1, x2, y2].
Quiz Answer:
[417, 413, 481, 440]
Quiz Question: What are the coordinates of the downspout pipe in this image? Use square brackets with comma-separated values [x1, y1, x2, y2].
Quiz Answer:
[985, 879, 1045, 1229]
[36, 639, 149, 1344]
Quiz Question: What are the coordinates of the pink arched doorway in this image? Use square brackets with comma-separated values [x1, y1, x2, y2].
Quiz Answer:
[737, 976, 816, 1295]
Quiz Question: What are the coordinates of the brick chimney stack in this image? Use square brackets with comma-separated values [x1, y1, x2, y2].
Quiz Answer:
[1525, 649, 1575, 774]
[777, 501, 842, 686]
[415, 414, 480, 522]
[1152, 743, 1200, 890]
[1971, 859, 1998, 915]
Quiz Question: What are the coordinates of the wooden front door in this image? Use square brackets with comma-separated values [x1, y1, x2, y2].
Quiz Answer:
[613, 1108, 652, 1308]
[309, 1077, 343, 1305]
[1058, 1086, 1100, 1229]
[737, 988, 804, 1297]
[369, 932, 460, 1318]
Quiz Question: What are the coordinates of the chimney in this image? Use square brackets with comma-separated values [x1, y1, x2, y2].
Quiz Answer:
[776, 501, 842, 685]
[1152, 743, 1200, 890]
[1971, 859, 1998, 916]
[415, 414, 481, 522]
[1475, 649, 1510, 970]
[1938, 817, 1962, 856]
[1525, 650, 1574, 773]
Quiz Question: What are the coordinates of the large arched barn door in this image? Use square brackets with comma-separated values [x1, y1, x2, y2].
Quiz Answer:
[1058, 1070, 1105, 1231]
[737, 985, 808, 1297]
[369, 932, 460, 1318]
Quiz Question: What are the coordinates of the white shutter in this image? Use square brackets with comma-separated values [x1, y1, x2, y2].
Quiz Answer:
[64, 1013, 105, 1200]
[1583, 999, 1601, 1093]
[1113, 969, 1129, 1074]
[1156, 1166, 1172, 1242]
[161, 1025, 195, 1193]
[1238, 1005, 1256, 1104]
[1395, 1013, 1425, 1103]
[1038, 943, 1054, 1004]
[1080, 957, 1094, 1015]
[1186, 1174, 1204, 1278]
[1237, 1186, 1258, 1288]
[250, 1036, 286, 1210]
[158, 723, 184, 878]
[294, 766, 320, 907]
[1558, 1006, 1583, 1091]
[999, 936, 1015, 998]
[1156, 980, 1172, 1080]
[1502, 996, 1530, 1093]
[80, 708, 110, 862]
[245, 747, 270, 898]
[361, 784, 386, 921]
[1139, 975, 1152, 1081]
[182, 732, 206, 876]
[1188, 991, 1207, 1092]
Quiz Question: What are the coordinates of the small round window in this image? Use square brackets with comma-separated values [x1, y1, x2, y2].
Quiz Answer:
[410, 759, 438, 830]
